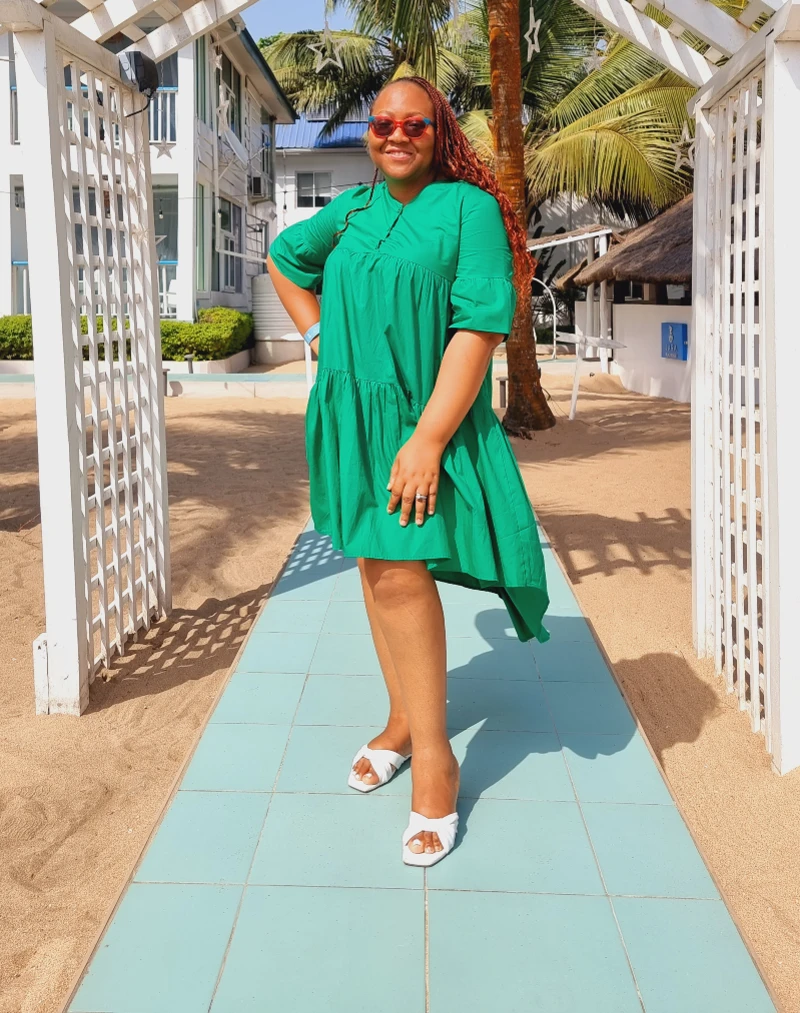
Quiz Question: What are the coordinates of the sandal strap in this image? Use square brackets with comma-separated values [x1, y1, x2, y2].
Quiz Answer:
[402, 810, 459, 851]
[352, 745, 411, 784]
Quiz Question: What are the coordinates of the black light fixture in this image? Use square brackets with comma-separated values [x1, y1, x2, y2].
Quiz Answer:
[158, 200, 164, 220]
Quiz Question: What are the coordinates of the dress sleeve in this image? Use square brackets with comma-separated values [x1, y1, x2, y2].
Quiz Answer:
[267, 194, 343, 291]
[449, 188, 518, 336]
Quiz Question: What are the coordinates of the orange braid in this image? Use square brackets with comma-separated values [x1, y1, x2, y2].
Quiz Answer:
[332, 77, 535, 292]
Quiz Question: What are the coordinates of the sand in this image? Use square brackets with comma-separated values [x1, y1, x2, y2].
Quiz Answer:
[0, 377, 798, 1012]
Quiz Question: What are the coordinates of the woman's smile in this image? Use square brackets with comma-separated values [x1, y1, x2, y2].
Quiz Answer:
[367, 80, 438, 192]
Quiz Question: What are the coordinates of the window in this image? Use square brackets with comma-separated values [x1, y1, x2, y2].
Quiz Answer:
[153, 186, 179, 264]
[215, 53, 241, 138]
[297, 171, 332, 208]
[195, 36, 209, 125]
[158, 53, 178, 89]
[196, 183, 207, 291]
[212, 197, 242, 293]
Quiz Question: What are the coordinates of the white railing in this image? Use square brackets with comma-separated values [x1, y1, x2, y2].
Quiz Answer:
[13, 22, 170, 714]
[149, 88, 177, 144]
[12, 261, 30, 313]
[692, 7, 800, 773]
[158, 261, 178, 318]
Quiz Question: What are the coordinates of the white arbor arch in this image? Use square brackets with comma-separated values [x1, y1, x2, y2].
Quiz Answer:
[0, 0, 263, 714]
[2, 0, 799, 775]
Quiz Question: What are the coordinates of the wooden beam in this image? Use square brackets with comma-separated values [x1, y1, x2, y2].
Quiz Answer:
[0, 0, 43, 30]
[572, 0, 714, 85]
[0, 0, 122, 75]
[72, 0, 164, 43]
[123, 0, 255, 62]
[689, 0, 797, 113]
[646, 0, 751, 56]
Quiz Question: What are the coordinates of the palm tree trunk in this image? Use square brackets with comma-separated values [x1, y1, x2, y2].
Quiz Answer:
[487, 0, 555, 436]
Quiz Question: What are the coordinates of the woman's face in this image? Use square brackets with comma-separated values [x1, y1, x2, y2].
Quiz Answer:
[367, 83, 437, 183]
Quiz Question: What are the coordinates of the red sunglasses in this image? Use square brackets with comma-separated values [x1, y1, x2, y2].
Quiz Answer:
[368, 115, 433, 139]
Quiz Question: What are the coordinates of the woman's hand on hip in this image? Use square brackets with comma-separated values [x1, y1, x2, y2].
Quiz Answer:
[386, 433, 443, 527]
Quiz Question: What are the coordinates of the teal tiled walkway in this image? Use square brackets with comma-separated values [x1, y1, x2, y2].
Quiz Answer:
[67, 520, 776, 1013]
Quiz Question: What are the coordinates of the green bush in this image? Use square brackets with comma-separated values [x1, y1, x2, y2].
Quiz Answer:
[0, 315, 34, 359]
[161, 308, 252, 361]
[0, 309, 254, 362]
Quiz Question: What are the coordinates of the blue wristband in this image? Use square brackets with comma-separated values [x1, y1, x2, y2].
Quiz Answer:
[304, 321, 320, 345]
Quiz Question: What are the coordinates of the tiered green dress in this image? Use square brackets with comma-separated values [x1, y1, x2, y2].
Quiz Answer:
[268, 178, 549, 642]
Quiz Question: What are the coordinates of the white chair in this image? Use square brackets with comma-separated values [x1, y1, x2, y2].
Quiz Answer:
[569, 334, 627, 420]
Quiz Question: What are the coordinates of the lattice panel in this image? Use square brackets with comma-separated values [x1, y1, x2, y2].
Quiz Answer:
[708, 68, 767, 734]
[55, 47, 168, 678]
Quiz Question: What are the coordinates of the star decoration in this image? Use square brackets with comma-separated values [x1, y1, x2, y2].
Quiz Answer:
[212, 48, 223, 71]
[671, 121, 696, 171]
[307, 23, 346, 72]
[217, 93, 231, 126]
[130, 223, 148, 243]
[586, 47, 604, 72]
[524, 5, 541, 59]
[153, 139, 174, 158]
[451, 1, 478, 45]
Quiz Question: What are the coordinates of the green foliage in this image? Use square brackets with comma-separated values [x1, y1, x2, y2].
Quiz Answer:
[0, 309, 253, 362]
[0, 315, 34, 359]
[161, 308, 253, 361]
[263, 0, 695, 215]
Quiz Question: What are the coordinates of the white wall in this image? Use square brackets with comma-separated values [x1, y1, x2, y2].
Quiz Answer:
[611, 303, 692, 403]
[275, 149, 374, 231]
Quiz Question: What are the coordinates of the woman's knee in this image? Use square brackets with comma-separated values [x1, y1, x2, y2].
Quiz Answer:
[361, 559, 428, 608]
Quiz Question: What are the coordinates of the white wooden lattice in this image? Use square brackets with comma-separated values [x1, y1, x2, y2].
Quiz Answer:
[708, 70, 767, 735]
[60, 47, 170, 679]
[695, 67, 769, 739]
[13, 16, 170, 713]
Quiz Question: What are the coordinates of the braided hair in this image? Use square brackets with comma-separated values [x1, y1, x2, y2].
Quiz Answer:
[332, 76, 535, 293]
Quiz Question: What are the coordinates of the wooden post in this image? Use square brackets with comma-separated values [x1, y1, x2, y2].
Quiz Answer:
[585, 239, 597, 358]
[14, 22, 90, 713]
[762, 30, 800, 773]
[690, 104, 715, 659]
[598, 233, 610, 372]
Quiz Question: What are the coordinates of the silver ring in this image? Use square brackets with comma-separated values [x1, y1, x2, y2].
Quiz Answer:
[415, 493, 428, 501]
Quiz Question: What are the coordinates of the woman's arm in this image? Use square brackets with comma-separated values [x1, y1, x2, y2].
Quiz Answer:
[266, 253, 321, 357]
[386, 328, 503, 527]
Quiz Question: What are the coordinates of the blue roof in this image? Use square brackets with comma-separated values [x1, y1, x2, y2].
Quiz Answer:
[276, 113, 368, 149]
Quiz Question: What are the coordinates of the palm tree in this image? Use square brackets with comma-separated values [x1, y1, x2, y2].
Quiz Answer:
[262, 0, 694, 433]
[486, 0, 554, 433]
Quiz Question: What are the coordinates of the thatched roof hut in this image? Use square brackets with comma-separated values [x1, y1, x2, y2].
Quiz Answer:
[572, 195, 693, 287]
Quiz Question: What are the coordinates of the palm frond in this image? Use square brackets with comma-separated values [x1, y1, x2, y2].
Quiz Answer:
[527, 109, 689, 208]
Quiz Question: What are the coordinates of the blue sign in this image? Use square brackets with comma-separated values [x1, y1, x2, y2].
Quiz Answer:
[662, 322, 689, 360]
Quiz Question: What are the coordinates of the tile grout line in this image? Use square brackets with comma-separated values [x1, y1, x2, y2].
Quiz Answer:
[557, 718, 648, 1013]
[424, 869, 431, 1013]
[204, 542, 344, 1011]
[534, 582, 650, 1013]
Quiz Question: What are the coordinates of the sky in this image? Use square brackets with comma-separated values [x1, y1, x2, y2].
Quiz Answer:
[241, 0, 354, 43]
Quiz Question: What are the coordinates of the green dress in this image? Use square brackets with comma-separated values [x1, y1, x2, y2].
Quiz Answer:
[269, 178, 550, 642]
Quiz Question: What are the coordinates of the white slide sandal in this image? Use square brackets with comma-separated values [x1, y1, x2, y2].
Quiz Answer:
[347, 744, 411, 793]
[402, 811, 459, 867]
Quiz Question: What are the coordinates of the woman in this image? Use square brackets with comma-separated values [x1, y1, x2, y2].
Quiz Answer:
[267, 76, 549, 867]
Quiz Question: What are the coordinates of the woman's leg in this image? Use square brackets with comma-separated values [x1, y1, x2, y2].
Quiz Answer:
[360, 557, 459, 855]
[350, 557, 412, 786]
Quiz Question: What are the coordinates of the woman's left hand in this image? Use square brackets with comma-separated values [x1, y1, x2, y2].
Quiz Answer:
[386, 433, 443, 527]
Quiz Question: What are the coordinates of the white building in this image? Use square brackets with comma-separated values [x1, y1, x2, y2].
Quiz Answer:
[275, 113, 373, 230]
[0, 17, 295, 322]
